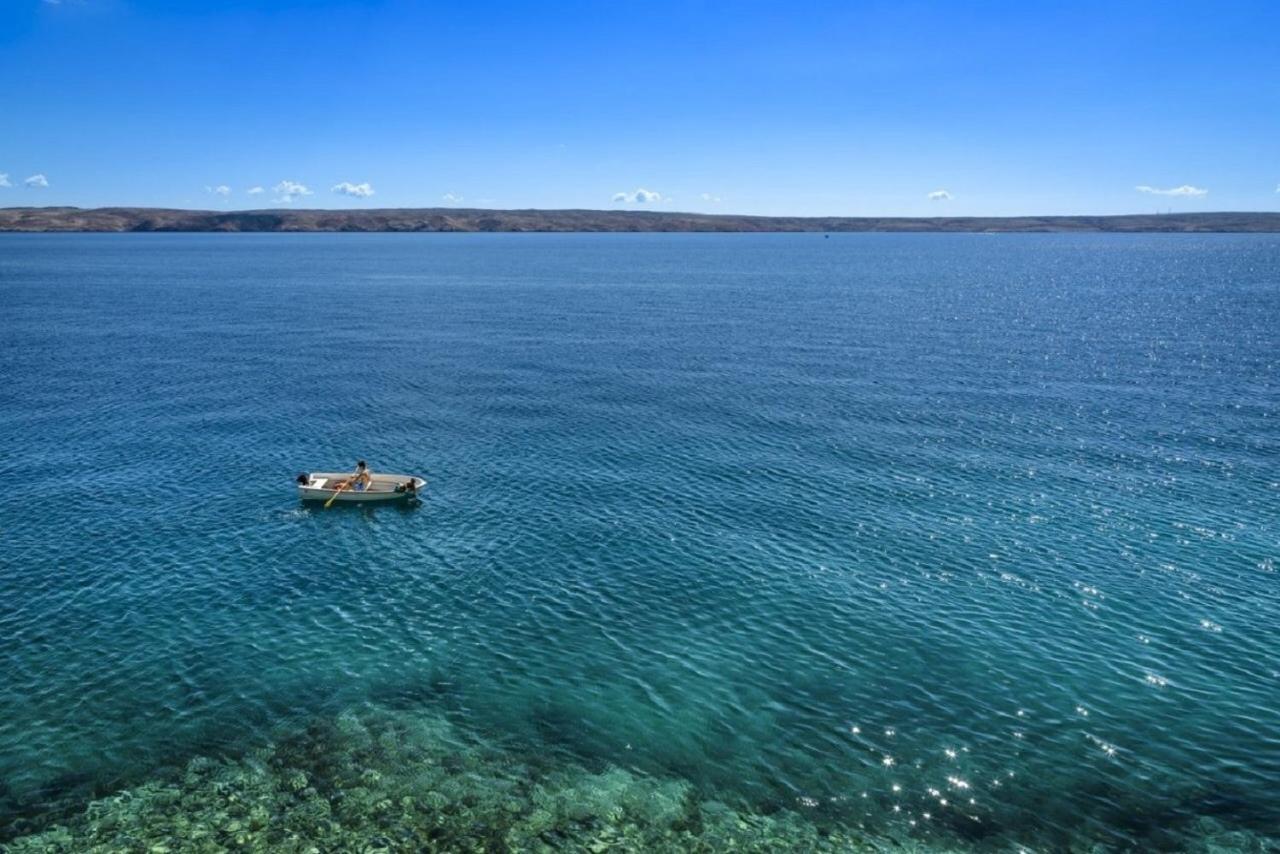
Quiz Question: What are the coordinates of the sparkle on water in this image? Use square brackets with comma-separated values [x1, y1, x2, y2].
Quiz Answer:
[0, 233, 1277, 851]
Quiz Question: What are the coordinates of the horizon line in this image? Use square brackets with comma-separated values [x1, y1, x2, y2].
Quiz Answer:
[4, 205, 1280, 220]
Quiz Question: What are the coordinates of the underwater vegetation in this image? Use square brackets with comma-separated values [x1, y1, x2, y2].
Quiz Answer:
[4, 705, 875, 853]
[4, 702, 1279, 853]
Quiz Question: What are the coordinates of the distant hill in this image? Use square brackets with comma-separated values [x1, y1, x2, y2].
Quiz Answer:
[2, 207, 1279, 233]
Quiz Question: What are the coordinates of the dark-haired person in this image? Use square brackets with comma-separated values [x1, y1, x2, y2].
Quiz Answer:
[352, 460, 373, 491]
[336, 460, 373, 492]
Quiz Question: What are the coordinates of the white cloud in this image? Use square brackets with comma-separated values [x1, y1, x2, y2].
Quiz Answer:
[1135, 184, 1207, 197]
[700, 192, 721, 203]
[205, 185, 231, 197]
[25, 174, 49, 188]
[332, 181, 375, 198]
[0, 173, 10, 188]
[928, 189, 952, 201]
[247, 186, 265, 195]
[613, 188, 664, 204]
[441, 192, 464, 204]
[273, 180, 312, 203]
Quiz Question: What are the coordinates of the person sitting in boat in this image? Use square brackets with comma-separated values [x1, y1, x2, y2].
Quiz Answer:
[352, 460, 373, 491]
[336, 460, 373, 492]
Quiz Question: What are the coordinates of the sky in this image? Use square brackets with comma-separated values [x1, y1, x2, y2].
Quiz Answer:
[1, 0, 1277, 216]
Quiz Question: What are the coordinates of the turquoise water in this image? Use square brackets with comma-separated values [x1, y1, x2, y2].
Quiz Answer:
[1, 233, 1277, 851]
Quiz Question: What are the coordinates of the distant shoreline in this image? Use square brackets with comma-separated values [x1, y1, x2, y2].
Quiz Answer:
[2, 207, 1279, 233]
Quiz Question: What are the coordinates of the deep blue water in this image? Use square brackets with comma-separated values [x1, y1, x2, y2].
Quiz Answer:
[1, 233, 1277, 850]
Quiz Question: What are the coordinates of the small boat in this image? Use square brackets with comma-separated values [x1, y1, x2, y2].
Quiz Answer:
[296, 471, 426, 503]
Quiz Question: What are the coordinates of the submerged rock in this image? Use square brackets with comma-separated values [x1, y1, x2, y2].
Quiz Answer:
[6, 703, 1275, 852]
[2, 705, 876, 853]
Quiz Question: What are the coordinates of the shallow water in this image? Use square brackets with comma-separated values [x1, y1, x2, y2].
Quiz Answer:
[1, 233, 1277, 850]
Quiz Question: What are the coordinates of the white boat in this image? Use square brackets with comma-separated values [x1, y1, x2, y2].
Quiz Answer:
[297, 471, 426, 503]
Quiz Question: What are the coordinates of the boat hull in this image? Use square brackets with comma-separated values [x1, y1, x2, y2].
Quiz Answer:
[298, 472, 426, 503]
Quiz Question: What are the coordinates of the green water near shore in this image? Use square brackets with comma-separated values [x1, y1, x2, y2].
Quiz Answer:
[9, 702, 1275, 852]
[7, 704, 879, 853]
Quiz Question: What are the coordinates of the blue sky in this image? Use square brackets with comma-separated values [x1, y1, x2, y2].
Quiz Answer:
[1, 0, 1277, 215]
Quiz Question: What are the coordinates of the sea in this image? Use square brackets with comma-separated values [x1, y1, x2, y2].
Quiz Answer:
[0, 232, 1276, 851]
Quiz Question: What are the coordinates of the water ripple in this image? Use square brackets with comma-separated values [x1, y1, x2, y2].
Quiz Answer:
[1, 233, 1277, 850]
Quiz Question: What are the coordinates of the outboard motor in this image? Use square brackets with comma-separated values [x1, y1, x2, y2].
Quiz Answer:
[296, 473, 310, 485]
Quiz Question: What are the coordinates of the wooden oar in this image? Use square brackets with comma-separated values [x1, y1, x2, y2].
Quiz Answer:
[324, 477, 353, 509]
